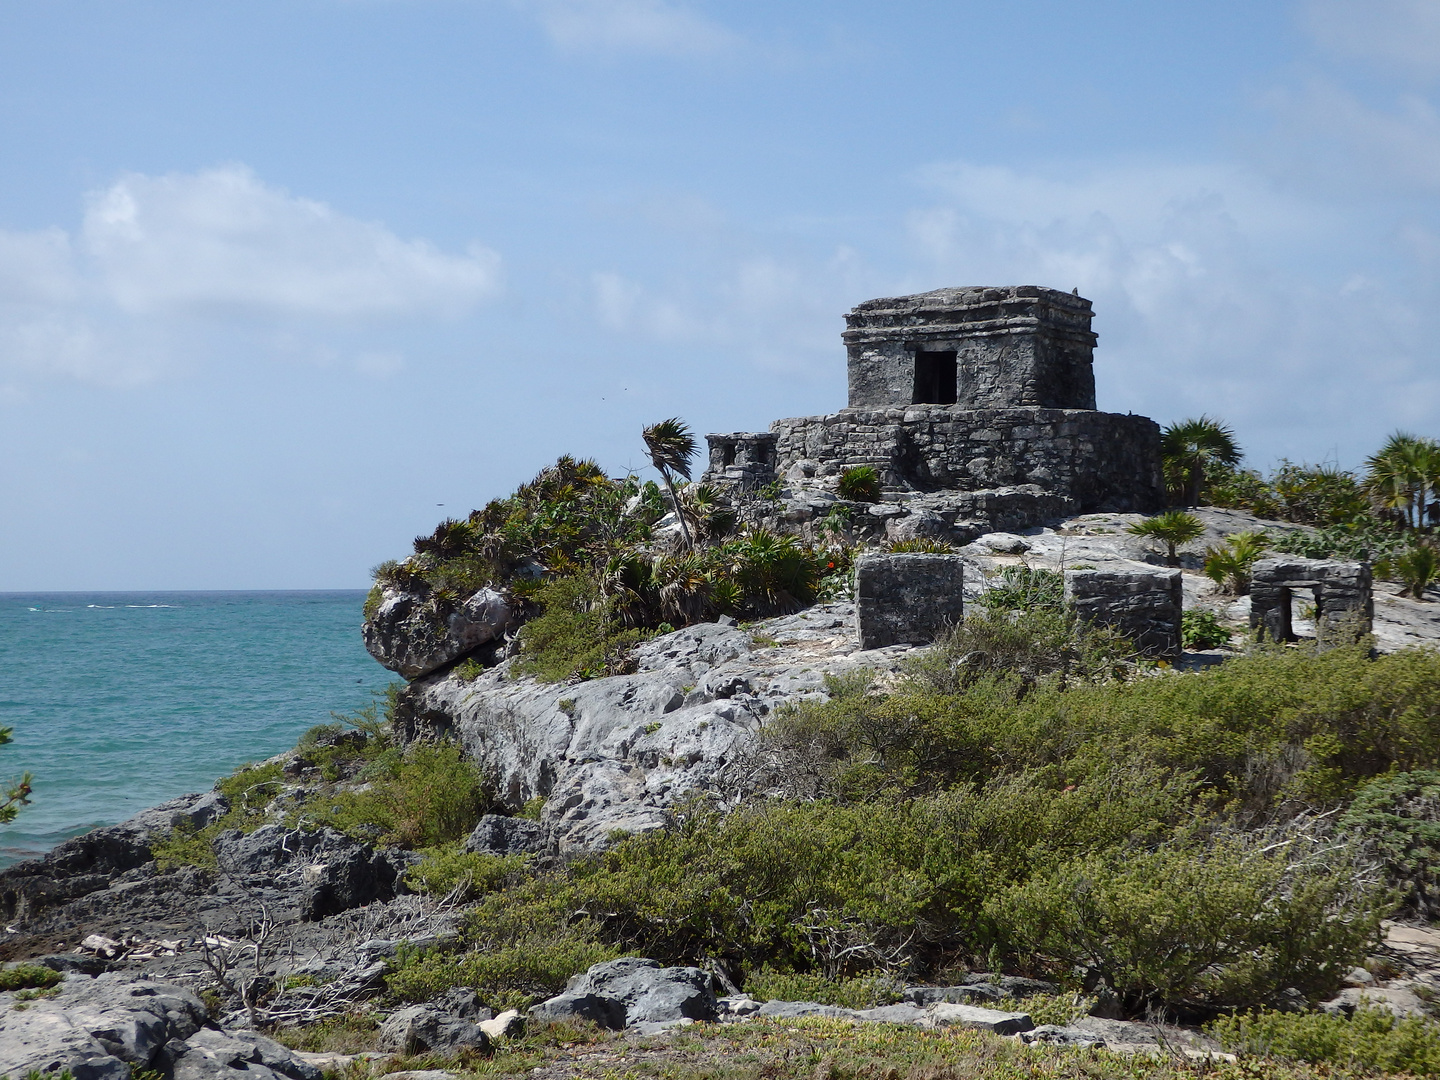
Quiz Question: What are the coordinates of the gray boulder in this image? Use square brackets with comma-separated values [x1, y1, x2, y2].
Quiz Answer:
[462, 815, 553, 858]
[377, 1005, 490, 1055]
[530, 957, 716, 1029]
[210, 825, 403, 920]
[363, 586, 511, 680]
[0, 974, 319, 1080]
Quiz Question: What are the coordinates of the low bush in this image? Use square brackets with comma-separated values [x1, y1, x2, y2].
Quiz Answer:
[743, 968, 901, 1009]
[1181, 609, 1232, 649]
[514, 574, 650, 682]
[1211, 1005, 1440, 1074]
[992, 821, 1383, 1011]
[904, 607, 1135, 696]
[406, 846, 526, 901]
[297, 740, 492, 848]
[1337, 770, 1440, 917]
[978, 566, 1064, 612]
[0, 965, 62, 992]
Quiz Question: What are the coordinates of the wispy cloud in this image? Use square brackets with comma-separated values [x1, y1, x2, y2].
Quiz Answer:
[0, 166, 503, 386]
[1301, 0, 1440, 81]
[84, 166, 501, 317]
[523, 0, 738, 57]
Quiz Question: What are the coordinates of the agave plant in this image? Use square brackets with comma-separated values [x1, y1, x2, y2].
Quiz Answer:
[1203, 530, 1270, 594]
[1162, 416, 1242, 508]
[642, 418, 698, 550]
[1127, 510, 1206, 567]
[1397, 542, 1439, 600]
[837, 465, 882, 502]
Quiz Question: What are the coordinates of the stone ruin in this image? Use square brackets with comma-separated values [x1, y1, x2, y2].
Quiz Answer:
[1250, 557, 1373, 648]
[855, 553, 966, 649]
[1064, 568, 1183, 660]
[702, 286, 1165, 543]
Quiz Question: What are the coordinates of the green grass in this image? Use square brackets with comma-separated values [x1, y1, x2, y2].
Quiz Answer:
[1211, 1005, 1440, 1075]
[0, 966, 61, 992]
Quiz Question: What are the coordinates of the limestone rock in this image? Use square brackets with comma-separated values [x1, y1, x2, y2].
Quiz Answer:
[363, 586, 511, 680]
[461, 816, 553, 858]
[530, 957, 716, 1030]
[377, 1005, 489, 1055]
[210, 825, 403, 920]
[0, 974, 319, 1080]
[922, 1002, 1034, 1035]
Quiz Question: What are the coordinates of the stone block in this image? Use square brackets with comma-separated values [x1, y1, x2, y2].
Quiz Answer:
[855, 553, 965, 649]
[1064, 568, 1182, 659]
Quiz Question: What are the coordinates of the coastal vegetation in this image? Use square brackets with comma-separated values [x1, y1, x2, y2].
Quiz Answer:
[141, 416, 1440, 1077]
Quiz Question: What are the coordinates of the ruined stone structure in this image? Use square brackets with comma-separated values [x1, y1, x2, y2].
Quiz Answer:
[1064, 568, 1183, 660]
[703, 286, 1164, 533]
[855, 553, 965, 649]
[1250, 557, 1373, 648]
[844, 286, 1097, 410]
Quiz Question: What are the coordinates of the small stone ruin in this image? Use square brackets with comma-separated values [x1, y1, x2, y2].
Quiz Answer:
[1250, 557, 1373, 648]
[702, 286, 1164, 542]
[855, 553, 965, 649]
[1064, 568, 1183, 660]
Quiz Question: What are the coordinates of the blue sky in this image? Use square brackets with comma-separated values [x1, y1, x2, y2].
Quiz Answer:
[2, 0, 1438, 589]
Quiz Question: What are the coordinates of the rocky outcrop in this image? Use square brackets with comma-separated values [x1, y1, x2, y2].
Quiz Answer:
[210, 825, 410, 921]
[530, 957, 717, 1030]
[363, 586, 511, 679]
[0, 974, 321, 1080]
[0, 791, 229, 927]
[396, 608, 916, 852]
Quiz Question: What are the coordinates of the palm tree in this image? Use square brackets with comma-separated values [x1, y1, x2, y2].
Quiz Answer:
[642, 418, 698, 550]
[1162, 416, 1242, 508]
[1366, 432, 1440, 530]
[1127, 510, 1206, 566]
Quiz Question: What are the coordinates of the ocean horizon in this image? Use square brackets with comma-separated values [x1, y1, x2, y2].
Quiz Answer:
[0, 590, 389, 866]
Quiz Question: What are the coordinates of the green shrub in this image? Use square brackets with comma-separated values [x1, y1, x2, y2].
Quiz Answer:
[904, 607, 1134, 695]
[406, 846, 526, 901]
[992, 823, 1384, 1011]
[515, 575, 650, 682]
[743, 968, 901, 1009]
[1127, 510, 1205, 566]
[297, 740, 492, 848]
[836, 466, 882, 502]
[978, 566, 1064, 612]
[1338, 770, 1440, 916]
[1211, 1005, 1440, 1074]
[0, 965, 62, 992]
[1181, 609, 1232, 649]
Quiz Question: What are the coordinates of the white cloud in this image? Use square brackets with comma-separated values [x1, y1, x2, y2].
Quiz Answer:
[525, 0, 737, 56]
[1302, 0, 1440, 81]
[0, 166, 503, 385]
[83, 166, 502, 317]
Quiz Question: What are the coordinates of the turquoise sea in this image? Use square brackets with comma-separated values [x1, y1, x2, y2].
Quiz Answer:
[0, 592, 388, 866]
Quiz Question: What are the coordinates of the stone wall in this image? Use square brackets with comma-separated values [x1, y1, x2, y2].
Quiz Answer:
[844, 286, 1096, 410]
[1064, 568, 1182, 659]
[703, 432, 778, 492]
[771, 406, 1164, 513]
